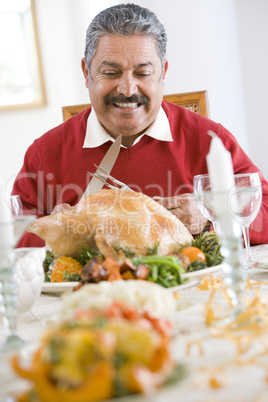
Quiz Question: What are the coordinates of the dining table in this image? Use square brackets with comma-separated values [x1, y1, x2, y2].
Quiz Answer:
[1, 244, 268, 402]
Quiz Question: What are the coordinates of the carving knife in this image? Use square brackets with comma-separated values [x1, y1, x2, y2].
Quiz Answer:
[81, 135, 122, 198]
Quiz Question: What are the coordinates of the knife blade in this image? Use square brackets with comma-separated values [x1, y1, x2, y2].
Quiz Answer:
[82, 135, 122, 198]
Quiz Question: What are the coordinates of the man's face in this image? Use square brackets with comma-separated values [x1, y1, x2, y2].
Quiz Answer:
[82, 34, 168, 140]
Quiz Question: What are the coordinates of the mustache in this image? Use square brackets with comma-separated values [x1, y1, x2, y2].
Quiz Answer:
[104, 94, 149, 106]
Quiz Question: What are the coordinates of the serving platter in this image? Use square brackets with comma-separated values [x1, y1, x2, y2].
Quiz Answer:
[42, 282, 79, 294]
[41, 265, 222, 294]
[42, 278, 200, 295]
[182, 263, 223, 278]
[251, 256, 268, 271]
[167, 278, 199, 292]
[16, 247, 223, 294]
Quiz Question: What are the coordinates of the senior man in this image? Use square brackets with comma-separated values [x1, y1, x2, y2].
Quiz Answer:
[13, 3, 268, 247]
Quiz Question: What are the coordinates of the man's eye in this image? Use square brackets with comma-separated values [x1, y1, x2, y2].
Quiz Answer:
[136, 72, 151, 77]
[103, 71, 118, 77]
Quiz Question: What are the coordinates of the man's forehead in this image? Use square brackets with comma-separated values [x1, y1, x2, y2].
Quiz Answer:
[96, 34, 158, 54]
[93, 35, 160, 67]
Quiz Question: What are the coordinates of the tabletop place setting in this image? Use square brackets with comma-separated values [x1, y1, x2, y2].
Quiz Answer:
[1, 132, 268, 402]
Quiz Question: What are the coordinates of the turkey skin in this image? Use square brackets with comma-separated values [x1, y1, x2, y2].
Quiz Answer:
[28, 189, 193, 258]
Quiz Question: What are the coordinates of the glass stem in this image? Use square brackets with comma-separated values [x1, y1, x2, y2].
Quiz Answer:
[241, 225, 254, 263]
[0, 267, 18, 335]
[220, 234, 244, 308]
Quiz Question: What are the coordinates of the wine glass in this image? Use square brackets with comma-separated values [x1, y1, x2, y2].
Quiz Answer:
[0, 195, 36, 352]
[193, 174, 218, 230]
[194, 173, 262, 269]
[201, 189, 245, 321]
[228, 173, 262, 268]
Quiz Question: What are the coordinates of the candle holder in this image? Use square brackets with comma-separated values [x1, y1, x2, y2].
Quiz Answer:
[0, 215, 36, 353]
[201, 190, 245, 323]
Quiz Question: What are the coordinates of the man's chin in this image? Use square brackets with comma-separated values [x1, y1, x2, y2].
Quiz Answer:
[108, 119, 146, 136]
[113, 129, 143, 138]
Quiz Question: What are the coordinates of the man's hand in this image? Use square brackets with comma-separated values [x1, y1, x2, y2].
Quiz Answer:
[154, 193, 209, 235]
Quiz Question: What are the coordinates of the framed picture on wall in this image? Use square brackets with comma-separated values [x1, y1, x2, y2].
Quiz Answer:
[0, 0, 46, 111]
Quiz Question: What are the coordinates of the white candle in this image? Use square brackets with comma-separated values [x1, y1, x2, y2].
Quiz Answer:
[206, 131, 235, 218]
[0, 178, 15, 251]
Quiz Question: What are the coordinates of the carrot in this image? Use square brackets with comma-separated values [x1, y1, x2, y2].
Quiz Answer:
[143, 311, 173, 338]
[35, 362, 113, 402]
[105, 301, 138, 320]
[50, 257, 82, 282]
[11, 355, 36, 380]
[12, 354, 113, 402]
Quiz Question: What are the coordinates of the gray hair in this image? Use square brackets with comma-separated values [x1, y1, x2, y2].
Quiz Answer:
[84, 3, 167, 72]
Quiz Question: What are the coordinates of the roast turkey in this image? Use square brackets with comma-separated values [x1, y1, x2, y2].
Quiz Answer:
[28, 189, 193, 258]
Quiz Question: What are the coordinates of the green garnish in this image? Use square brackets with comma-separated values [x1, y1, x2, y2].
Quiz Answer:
[145, 242, 160, 255]
[43, 250, 55, 272]
[164, 363, 187, 386]
[75, 247, 103, 265]
[187, 260, 207, 272]
[62, 271, 81, 282]
[113, 247, 135, 258]
[44, 272, 51, 282]
[204, 252, 223, 267]
[113, 352, 129, 368]
[62, 316, 107, 330]
[132, 255, 185, 288]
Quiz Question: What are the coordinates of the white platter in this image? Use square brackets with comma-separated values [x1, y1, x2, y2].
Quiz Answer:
[182, 263, 223, 278]
[166, 278, 199, 292]
[41, 266, 223, 294]
[252, 255, 268, 271]
[42, 279, 199, 295]
[42, 282, 79, 294]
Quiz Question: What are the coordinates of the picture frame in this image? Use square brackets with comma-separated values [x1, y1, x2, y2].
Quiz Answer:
[0, 0, 46, 111]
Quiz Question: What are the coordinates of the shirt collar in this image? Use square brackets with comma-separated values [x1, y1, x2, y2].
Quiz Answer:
[83, 106, 173, 148]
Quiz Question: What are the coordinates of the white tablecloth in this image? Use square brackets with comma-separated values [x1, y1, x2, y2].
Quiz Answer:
[1, 245, 268, 402]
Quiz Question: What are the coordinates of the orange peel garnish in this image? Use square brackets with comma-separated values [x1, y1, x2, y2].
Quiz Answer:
[197, 274, 223, 291]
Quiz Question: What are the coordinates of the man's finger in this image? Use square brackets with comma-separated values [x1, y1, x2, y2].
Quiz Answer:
[153, 196, 182, 210]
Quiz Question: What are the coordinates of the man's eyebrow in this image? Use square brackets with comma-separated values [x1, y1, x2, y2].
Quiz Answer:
[135, 62, 153, 68]
[99, 61, 121, 69]
[99, 61, 154, 69]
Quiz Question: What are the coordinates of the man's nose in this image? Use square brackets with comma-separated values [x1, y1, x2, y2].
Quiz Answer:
[116, 72, 138, 97]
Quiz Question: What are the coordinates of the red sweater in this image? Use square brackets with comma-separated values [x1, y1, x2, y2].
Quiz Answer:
[13, 101, 268, 246]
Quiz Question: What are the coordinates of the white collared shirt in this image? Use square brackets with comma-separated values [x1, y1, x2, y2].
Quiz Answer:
[83, 106, 173, 148]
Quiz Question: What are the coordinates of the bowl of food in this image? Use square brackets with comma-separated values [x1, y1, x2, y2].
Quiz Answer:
[11, 301, 185, 401]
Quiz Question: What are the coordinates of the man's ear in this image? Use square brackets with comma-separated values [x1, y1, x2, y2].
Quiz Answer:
[81, 58, 89, 88]
[162, 59, 168, 79]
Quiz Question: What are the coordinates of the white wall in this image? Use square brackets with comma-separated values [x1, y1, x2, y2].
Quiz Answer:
[234, 0, 268, 178]
[133, 0, 248, 147]
[0, 0, 117, 193]
[1, 0, 267, 193]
